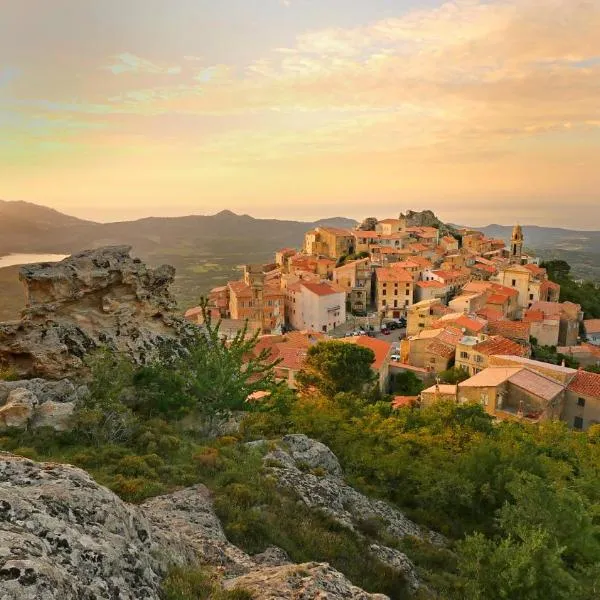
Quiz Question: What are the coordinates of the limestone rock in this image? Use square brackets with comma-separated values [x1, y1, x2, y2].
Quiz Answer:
[0, 453, 391, 599]
[30, 400, 75, 431]
[264, 436, 448, 591]
[0, 453, 165, 600]
[140, 485, 256, 577]
[224, 563, 389, 599]
[0, 246, 197, 379]
[0, 379, 83, 431]
[0, 388, 35, 429]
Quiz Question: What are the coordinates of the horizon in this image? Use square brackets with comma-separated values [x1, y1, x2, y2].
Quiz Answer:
[2, 197, 600, 232]
[2, 1, 600, 229]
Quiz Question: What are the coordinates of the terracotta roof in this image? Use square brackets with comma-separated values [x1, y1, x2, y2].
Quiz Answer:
[509, 369, 564, 401]
[341, 335, 391, 371]
[474, 335, 528, 357]
[477, 307, 504, 322]
[277, 347, 309, 370]
[584, 319, 600, 334]
[524, 264, 547, 277]
[422, 384, 458, 395]
[436, 314, 487, 333]
[301, 282, 341, 297]
[557, 343, 600, 358]
[228, 280, 252, 298]
[568, 370, 600, 398]
[184, 307, 203, 318]
[376, 267, 413, 283]
[210, 285, 228, 293]
[541, 280, 560, 291]
[417, 280, 446, 288]
[524, 310, 545, 322]
[431, 270, 464, 281]
[392, 396, 419, 408]
[426, 340, 456, 359]
[442, 236, 457, 244]
[318, 226, 354, 236]
[408, 243, 429, 252]
[491, 355, 578, 376]
[488, 320, 531, 341]
[378, 218, 401, 225]
[459, 367, 523, 387]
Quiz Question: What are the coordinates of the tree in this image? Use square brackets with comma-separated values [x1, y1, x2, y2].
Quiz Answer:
[585, 364, 600, 374]
[296, 340, 376, 397]
[132, 299, 281, 420]
[541, 260, 571, 281]
[438, 366, 470, 384]
[391, 371, 424, 395]
[359, 217, 378, 231]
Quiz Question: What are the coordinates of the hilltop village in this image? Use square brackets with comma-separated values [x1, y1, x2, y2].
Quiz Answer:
[186, 211, 600, 431]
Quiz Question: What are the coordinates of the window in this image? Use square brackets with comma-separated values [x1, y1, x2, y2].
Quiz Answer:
[460, 351, 469, 359]
[574, 416, 584, 430]
[406, 289, 410, 295]
[529, 293, 534, 300]
[394, 289, 398, 296]
[394, 300, 398, 308]
[382, 299, 387, 306]
[512, 279, 516, 286]
[382, 289, 387, 296]
[578, 397, 586, 407]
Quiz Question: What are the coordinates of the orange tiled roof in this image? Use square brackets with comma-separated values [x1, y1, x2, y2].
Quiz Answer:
[301, 282, 341, 297]
[524, 310, 546, 322]
[342, 335, 391, 371]
[417, 280, 446, 288]
[487, 293, 510, 305]
[377, 267, 413, 283]
[378, 218, 401, 225]
[474, 335, 529, 357]
[228, 280, 253, 298]
[584, 319, 600, 334]
[476, 307, 504, 322]
[426, 340, 456, 359]
[568, 370, 600, 399]
[392, 396, 419, 408]
[488, 320, 531, 341]
[524, 264, 547, 277]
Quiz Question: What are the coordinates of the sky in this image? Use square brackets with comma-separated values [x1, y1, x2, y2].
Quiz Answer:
[1, 0, 599, 228]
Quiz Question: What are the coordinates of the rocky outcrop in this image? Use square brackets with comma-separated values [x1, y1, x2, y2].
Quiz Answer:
[0, 246, 196, 379]
[401, 210, 458, 236]
[263, 434, 446, 593]
[0, 453, 390, 600]
[0, 379, 85, 431]
[224, 563, 389, 599]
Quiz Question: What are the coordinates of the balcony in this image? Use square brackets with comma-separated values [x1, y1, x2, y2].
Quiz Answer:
[327, 305, 341, 312]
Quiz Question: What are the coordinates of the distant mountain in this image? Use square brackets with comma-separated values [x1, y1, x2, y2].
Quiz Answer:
[0, 200, 94, 254]
[0, 201, 358, 319]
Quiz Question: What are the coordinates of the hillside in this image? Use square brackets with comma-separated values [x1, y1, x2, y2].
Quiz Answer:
[470, 224, 600, 280]
[0, 201, 357, 318]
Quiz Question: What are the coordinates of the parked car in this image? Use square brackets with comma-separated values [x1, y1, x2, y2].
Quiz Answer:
[390, 354, 401, 362]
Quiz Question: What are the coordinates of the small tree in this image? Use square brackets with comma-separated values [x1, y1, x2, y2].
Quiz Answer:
[296, 340, 376, 397]
[438, 366, 470, 384]
[133, 299, 281, 422]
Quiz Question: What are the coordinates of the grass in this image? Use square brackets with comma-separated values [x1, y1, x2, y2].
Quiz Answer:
[162, 565, 253, 600]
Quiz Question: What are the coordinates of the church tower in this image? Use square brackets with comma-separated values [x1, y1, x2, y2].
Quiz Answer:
[510, 224, 524, 264]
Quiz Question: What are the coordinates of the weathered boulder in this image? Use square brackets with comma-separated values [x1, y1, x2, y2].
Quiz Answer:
[224, 563, 389, 599]
[0, 247, 196, 379]
[0, 379, 83, 431]
[0, 453, 165, 600]
[0, 453, 391, 600]
[0, 388, 35, 429]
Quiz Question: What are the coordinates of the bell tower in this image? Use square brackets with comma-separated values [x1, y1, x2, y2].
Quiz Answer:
[510, 224, 524, 264]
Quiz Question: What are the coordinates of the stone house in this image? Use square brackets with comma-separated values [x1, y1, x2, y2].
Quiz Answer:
[375, 266, 414, 319]
[583, 319, 600, 346]
[286, 281, 346, 333]
[454, 334, 529, 376]
[332, 258, 372, 314]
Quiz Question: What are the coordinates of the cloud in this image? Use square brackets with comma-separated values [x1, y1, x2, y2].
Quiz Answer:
[105, 53, 181, 75]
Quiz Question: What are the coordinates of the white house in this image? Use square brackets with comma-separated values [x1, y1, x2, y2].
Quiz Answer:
[286, 281, 346, 333]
